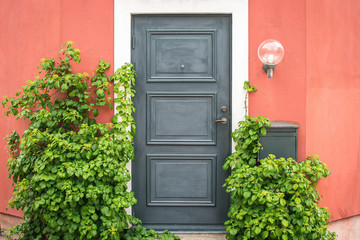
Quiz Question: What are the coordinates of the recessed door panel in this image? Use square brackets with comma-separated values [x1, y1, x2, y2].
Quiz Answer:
[147, 31, 216, 82]
[147, 93, 216, 144]
[147, 154, 216, 206]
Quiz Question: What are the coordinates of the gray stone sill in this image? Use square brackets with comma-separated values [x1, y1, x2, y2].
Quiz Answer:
[176, 233, 226, 240]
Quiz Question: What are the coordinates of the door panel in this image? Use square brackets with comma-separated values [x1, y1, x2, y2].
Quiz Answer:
[132, 15, 231, 231]
[147, 154, 216, 206]
[147, 93, 216, 144]
[147, 30, 216, 81]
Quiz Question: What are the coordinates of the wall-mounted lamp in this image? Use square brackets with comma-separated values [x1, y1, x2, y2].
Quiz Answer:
[258, 39, 284, 78]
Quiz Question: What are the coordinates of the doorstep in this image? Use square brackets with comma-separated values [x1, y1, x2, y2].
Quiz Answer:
[175, 233, 226, 240]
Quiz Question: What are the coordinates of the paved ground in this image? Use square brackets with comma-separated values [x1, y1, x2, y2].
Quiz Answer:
[0, 232, 10, 240]
[0, 233, 226, 240]
[0, 232, 226, 240]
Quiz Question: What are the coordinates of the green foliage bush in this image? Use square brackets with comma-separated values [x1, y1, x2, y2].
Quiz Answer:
[3, 42, 179, 240]
[223, 117, 337, 240]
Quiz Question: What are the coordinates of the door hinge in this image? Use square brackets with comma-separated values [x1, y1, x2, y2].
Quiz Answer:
[132, 36, 135, 49]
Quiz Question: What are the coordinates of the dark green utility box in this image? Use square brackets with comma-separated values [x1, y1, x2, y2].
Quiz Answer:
[258, 121, 300, 161]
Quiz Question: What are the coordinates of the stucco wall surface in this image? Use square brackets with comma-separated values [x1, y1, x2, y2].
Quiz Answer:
[0, 0, 114, 217]
[306, 0, 360, 221]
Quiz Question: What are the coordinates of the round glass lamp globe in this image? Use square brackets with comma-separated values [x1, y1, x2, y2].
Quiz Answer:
[258, 39, 284, 65]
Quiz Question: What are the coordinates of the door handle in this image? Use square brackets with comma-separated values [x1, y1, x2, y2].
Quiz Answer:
[214, 118, 227, 124]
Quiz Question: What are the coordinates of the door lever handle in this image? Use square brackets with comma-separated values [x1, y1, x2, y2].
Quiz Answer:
[214, 118, 227, 124]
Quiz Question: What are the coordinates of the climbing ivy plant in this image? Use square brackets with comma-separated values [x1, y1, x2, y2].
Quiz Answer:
[243, 80, 257, 116]
[3, 42, 179, 240]
[222, 81, 337, 239]
[223, 154, 337, 240]
[223, 115, 270, 169]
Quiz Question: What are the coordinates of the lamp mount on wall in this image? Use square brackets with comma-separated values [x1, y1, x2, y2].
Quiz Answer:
[258, 39, 284, 78]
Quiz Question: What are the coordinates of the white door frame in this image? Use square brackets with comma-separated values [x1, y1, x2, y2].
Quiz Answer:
[114, 0, 248, 201]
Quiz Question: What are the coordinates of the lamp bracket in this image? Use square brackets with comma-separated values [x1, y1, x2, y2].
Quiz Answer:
[262, 64, 276, 72]
[262, 64, 277, 78]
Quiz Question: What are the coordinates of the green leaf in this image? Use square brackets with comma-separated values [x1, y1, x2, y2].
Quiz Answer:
[229, 228, 238, 235]
[112, 116, 118, 124]
[61, 84, 69, 92]
[254, 226, 261, 235]
[275, 228, 282, 237]
[243, 191, 251, 199]
[282, 219, 289, 227]
[96, 89, 104, 97]
[260, 127, 267, 136]
[54, 81, 60, 89]
[93, 109, 99, 117]
[262, 231, 269, 239]
[101, 206, 111, 217]
[249, 158, 256, 166]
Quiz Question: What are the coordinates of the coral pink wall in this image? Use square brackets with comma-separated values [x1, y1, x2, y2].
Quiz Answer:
[306, 0, 360, 221]
[250, 0, 360, 221]
[248, 0, 307, 161]
[0, 0, 114, 217]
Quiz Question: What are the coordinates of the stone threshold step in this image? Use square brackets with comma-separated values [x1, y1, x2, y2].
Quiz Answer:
[175, 233, 226, 240]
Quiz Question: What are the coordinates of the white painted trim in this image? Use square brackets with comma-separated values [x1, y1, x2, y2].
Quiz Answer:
[114, 0, 248, 206]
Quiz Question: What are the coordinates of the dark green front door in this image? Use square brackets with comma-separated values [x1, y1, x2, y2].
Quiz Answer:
[132, 15, 231, 231]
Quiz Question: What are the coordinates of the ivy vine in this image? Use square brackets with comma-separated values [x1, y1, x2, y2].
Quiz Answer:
[243, 80, 257, 116]
[223, 154, 337, 240]
[223, 115, 270, 169]
[222, 81, 336, 239]
[3, 42, 179, 240]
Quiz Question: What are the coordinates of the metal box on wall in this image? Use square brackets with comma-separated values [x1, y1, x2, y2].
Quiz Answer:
[258, 121, 300, 161]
